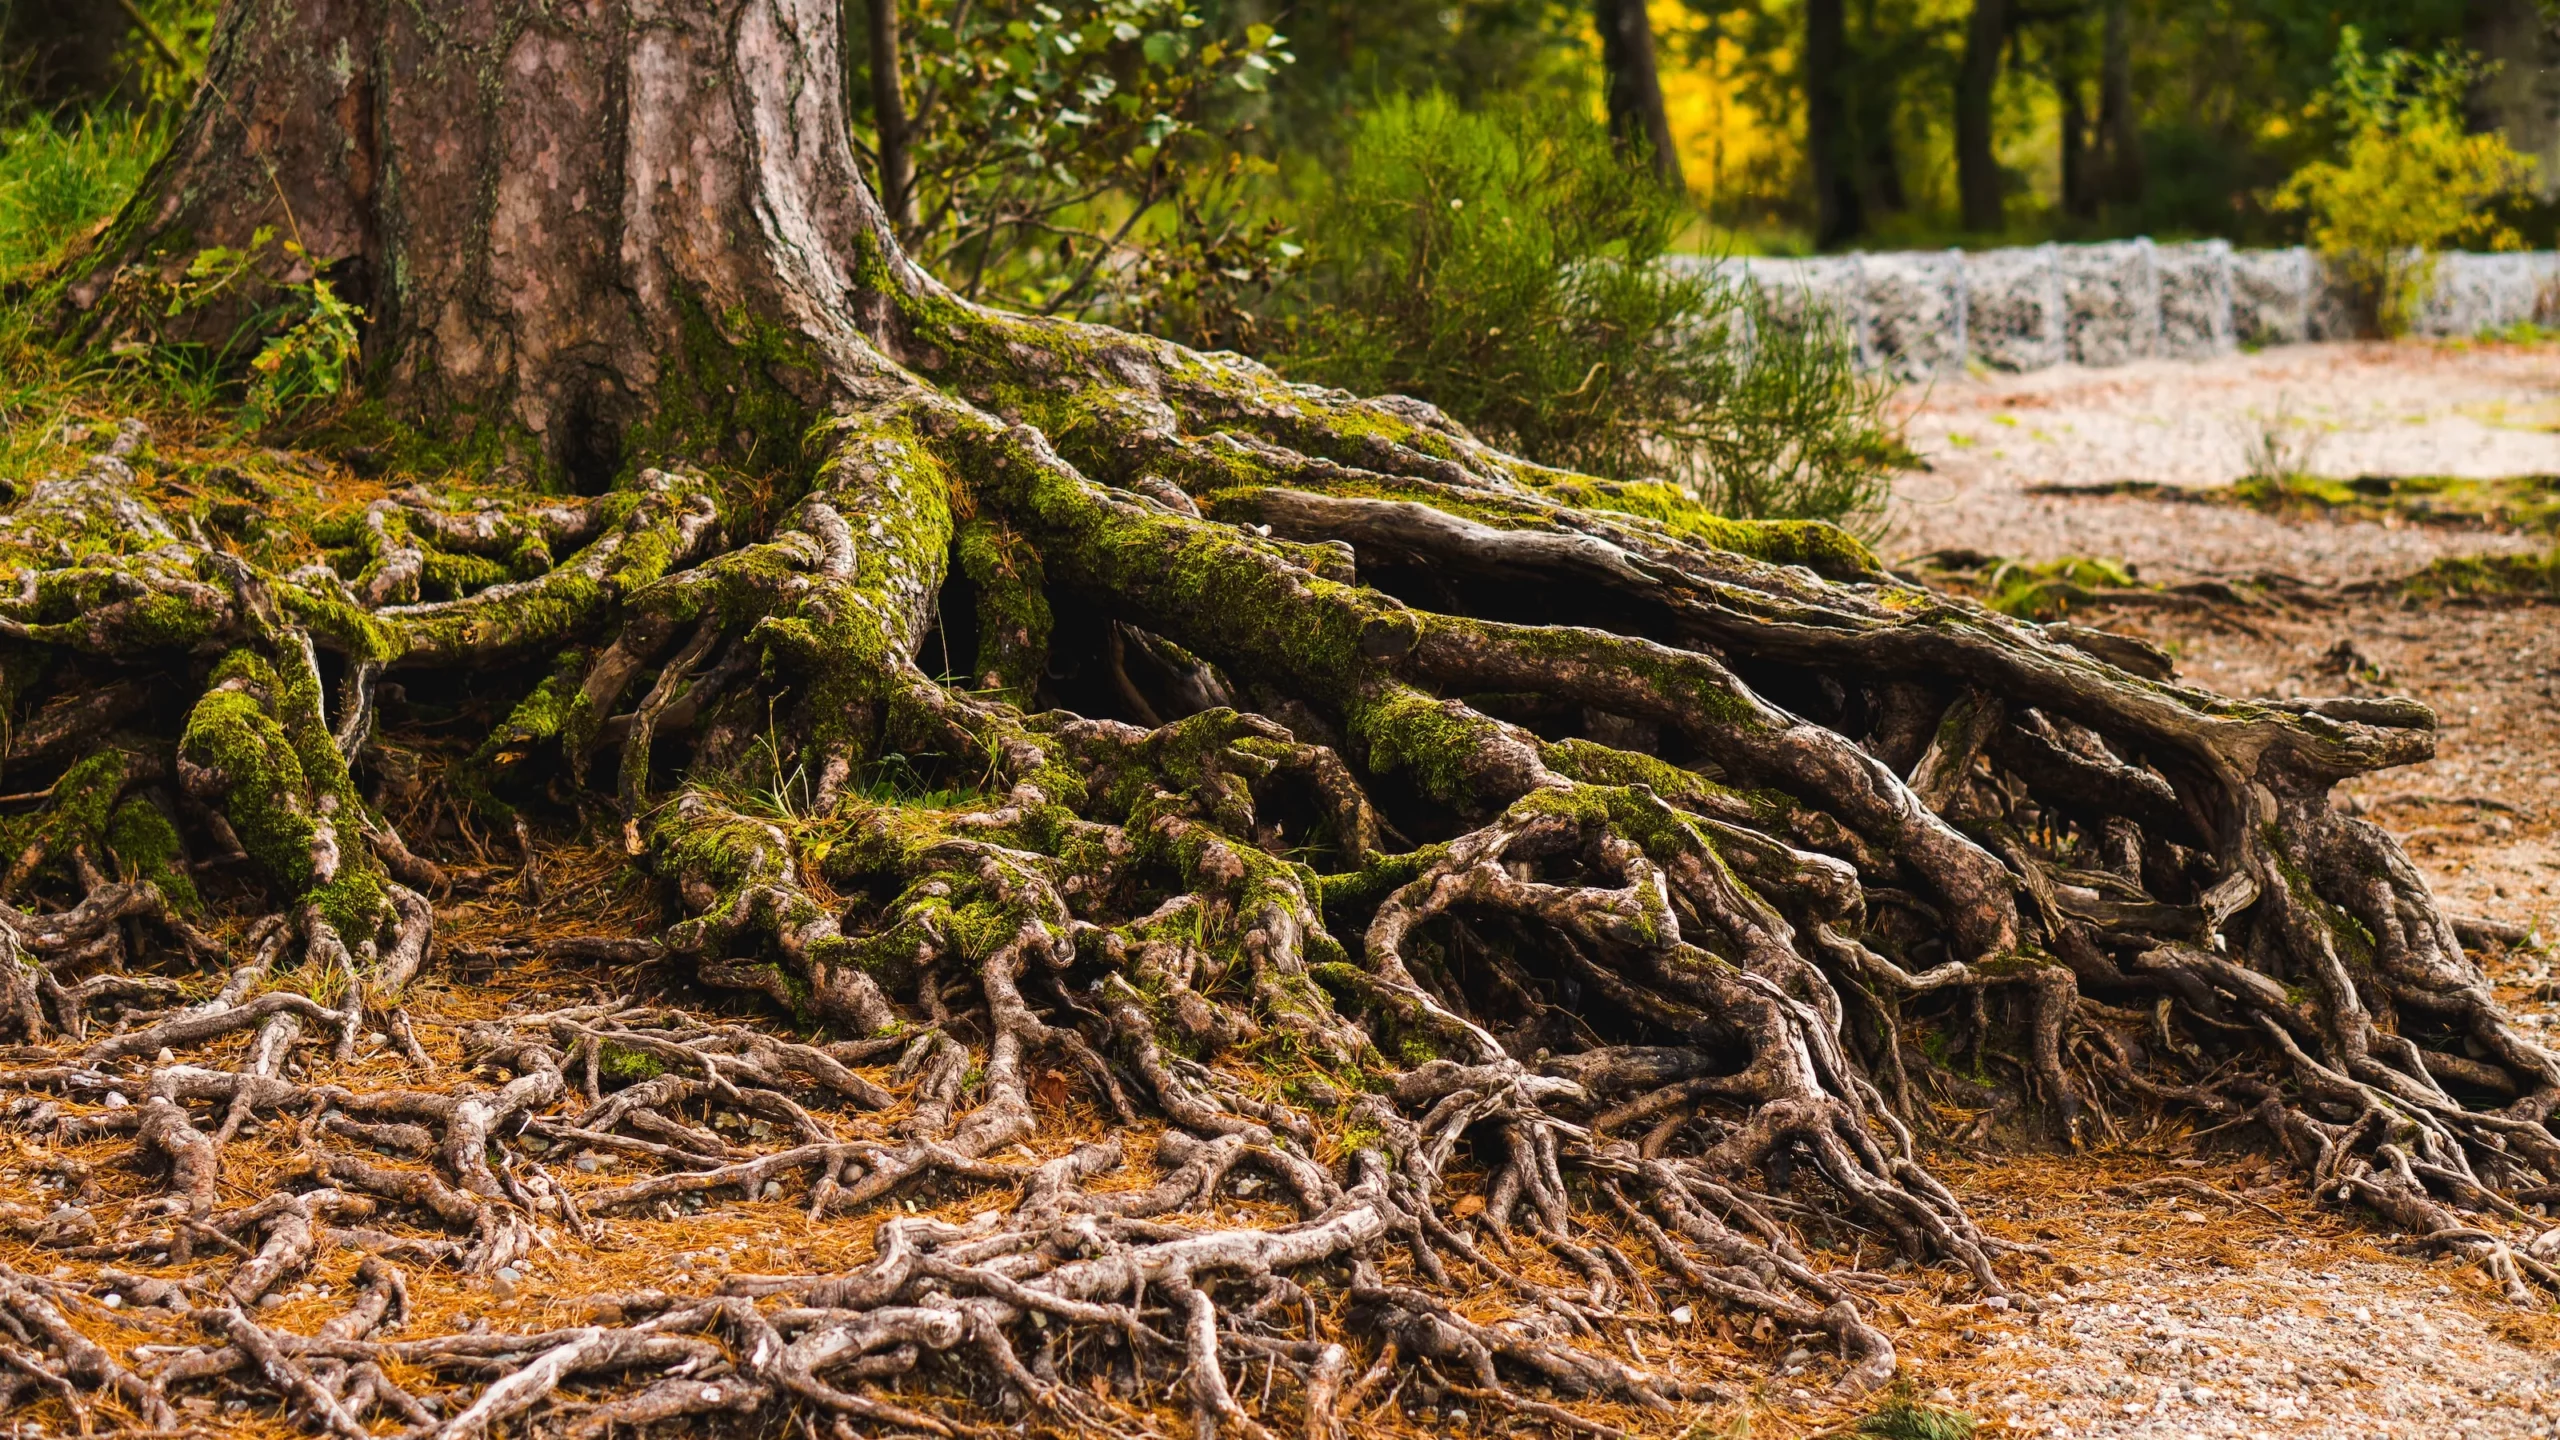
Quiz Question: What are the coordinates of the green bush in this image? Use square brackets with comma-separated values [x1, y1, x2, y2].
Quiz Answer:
[1267, 92, 1895, 529]
[2273, 28, 2535, 337]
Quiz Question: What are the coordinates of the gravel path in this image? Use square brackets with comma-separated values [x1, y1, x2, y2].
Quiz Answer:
[1852, 339, 2560, 1440]
[1887, 340, 2559, 584]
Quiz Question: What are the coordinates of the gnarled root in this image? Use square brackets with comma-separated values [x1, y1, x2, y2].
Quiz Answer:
[0, 259, 2548, 1438]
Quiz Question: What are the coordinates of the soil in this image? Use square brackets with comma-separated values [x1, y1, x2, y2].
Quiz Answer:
[1860, 338, 2560, 1440]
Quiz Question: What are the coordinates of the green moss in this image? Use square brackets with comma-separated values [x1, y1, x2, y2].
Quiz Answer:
[179, 686, 317, 894]
[952, 516, 1052, 693]
[178, 649, 391, 939]
[1346, 687, 1501, 806]
[1536, 477, 1884, 579]
[598, 1041, 667, 1083]
[104, 793, 200, 913]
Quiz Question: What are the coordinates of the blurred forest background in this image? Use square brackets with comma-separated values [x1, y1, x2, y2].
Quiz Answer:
[3, 0, 2555, 528]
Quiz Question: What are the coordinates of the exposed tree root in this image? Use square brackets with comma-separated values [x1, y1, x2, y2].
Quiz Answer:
[2, 0, 2553, 1430]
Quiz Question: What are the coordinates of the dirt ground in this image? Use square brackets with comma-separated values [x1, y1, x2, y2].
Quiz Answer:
[1865, 339, 2560, 1440]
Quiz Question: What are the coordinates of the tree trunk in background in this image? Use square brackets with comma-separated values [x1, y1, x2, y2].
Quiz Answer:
[1955, 0, 2010, 232]
[2056, 23, 2094, 221]
[2468, 0, 2560, 202]
[1596, 0, 1685, 192]
[0, 0, 133, 110]
[2097, 0, 2143, 210]
[863, 0, 918, 231]
[1805, 0, 1862, 245]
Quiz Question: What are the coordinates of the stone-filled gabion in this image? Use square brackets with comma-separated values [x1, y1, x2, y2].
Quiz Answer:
[2156, 240, 2235, 359]
[2059, 239, 2162, 366]
[1857, 250, 1968, 381]
[1701, 242, 2560, 376]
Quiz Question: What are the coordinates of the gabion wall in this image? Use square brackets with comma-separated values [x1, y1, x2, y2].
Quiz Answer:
[1685, 244, 2560, 379]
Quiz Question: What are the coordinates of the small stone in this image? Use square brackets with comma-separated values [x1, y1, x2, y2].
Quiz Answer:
[490, 1271, 519, 1300]
[761, 1180, 784, 1199]
[367, 1031, 390, 1046]
[1981, 1295, 2010, 1311]
[1669, 1305, 1694, 1324]
[2179, 1209, 2211, 1223]
[258, 1293, 284, 1309]
[574, 1152, 601, 1173]
[1931, 1388, 1957, 1404]
[101, 1293, 122, 1309]
[155, 1048, 174, 1064]
[1781, 1347, 1814, 1366]
[102, 1091, 128, 1109]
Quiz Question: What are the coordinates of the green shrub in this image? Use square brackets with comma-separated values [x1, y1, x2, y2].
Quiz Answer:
[865, 0, 1292, 316]
[1268, 92, 1895, 529]
[2273, 29, 2535, 337]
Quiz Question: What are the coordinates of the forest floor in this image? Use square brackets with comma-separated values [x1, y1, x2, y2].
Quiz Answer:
[1846, 338, 2560, 1440]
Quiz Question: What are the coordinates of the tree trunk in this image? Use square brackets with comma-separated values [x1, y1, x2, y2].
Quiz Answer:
[859, 0, 918, 231]
[2468, 0, 2560, 202]
[2058, 31, 2095, 220]
[2097, 0, 2144, 210]
[1596, 0, 1686, 193]
[10, 0, 2559, 1432]
[0, 0, 134, 110]
[1955, 0, 2011, 232]
[1805, 0, 1863, 245]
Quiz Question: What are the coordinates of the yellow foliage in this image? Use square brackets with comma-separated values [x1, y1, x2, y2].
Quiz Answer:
[2273, 30, 2535, 336]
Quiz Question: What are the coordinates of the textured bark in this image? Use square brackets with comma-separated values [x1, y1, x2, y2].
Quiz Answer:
[3, 0, 2556, 1434]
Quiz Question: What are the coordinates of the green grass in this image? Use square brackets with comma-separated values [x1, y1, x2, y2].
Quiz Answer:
[0, 108, 169, 281]
[1855, 1394, 1978, 1440]
[2393, 548, 2560, 600]
[2034, 470, 2560, 536]
[1903, 549, 2151, 622]
[2229, 469, 2560, 533]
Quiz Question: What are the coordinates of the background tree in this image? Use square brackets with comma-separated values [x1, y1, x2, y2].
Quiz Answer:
[1597, 0, 1688, 189]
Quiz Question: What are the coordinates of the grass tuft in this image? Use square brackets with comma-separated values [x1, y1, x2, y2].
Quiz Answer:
[1855, 1393, 1978, 1440]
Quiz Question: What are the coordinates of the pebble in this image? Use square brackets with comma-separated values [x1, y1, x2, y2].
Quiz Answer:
[101, 1293, 121, 1309]
[761, 1180, 784, 1199]
[1669, 1305, 1694, 1324]
[102, 1091, 128, 1109]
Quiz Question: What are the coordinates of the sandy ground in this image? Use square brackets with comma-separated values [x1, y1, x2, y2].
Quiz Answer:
[1870, 339, 2560, 1439]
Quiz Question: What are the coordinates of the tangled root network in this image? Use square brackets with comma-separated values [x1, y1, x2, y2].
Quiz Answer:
[7, 167, 2560, 1440]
